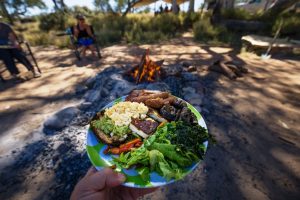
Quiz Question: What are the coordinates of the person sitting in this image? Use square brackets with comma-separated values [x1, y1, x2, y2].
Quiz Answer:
[0, 21, 41, 79]
[73, 14, 96, 57]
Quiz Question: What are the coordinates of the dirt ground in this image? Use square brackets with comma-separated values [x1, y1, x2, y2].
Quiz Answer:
[0, 34, 299, 199]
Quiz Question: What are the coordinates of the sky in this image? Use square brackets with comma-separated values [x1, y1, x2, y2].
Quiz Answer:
[29, 0, 205, 15]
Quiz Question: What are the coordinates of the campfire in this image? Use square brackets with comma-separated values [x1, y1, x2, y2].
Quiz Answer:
[126, 49, 164, 84]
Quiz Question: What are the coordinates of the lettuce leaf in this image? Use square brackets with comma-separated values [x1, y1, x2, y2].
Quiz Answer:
[148, 142, 194, 167]
[149, 150, 183, 180]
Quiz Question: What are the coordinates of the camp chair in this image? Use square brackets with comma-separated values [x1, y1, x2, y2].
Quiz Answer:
[58, 25, 101, 61]
[0, 38, 40, 82]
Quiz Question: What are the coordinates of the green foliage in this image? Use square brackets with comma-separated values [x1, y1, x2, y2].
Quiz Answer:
[181, 12, 201, 29]
[193, 18, 237, 45]
[90, 13, 180, 45]
[193, 18, 218, 41]
[221, 8, 261, 21]
[4, 0, 45, 18]
[272, 13, 300, 38]
[39, 12, 69, 32]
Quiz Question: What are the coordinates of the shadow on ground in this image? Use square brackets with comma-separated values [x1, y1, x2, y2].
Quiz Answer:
[0, 41, 299, 199]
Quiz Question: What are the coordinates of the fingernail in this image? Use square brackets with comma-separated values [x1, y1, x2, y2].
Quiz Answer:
[117, 173, 126, 182]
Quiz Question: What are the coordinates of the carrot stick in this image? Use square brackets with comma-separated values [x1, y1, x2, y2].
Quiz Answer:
[119, 138, 141, 149]
[109, 148, 120, 154]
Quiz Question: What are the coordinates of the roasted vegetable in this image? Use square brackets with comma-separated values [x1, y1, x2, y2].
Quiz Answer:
[160, 105, 177, 121]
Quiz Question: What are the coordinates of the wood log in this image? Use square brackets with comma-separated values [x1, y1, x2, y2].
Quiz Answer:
[227, 64, 243, 77]
[136, 50, 148, 83]
[209, 60, 237, 80]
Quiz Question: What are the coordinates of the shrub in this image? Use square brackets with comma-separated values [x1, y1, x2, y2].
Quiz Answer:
[193, 19, 218, 41]
[182, 12, 201, 29]
[39, 12, 69, 32]
[193, 18, 237, 45]
[221, 8, 260, 21]
[272, 13, 300, 38]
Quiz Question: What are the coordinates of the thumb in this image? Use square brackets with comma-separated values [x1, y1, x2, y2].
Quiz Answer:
[88, 168, 126, 191]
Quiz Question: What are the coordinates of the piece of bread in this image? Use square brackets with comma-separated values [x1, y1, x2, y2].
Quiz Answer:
[90, 111, 123, 146]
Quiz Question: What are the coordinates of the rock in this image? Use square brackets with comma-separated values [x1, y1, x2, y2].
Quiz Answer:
[194, 106, 202, 113]
[184, 93, 203, 101]
[182, 87, 196, 94]
[75, 85, 88, 95]
[56, 143, 70, 154]
[188, 98, 203, 106]
[202, 108, 210, 114]
[77, 102, 92, 111]
[185, 81, 201, 87]
[162, 64, 183, 76]
[146, 82, 170, 91]
[181, 61, 192, 68]
[44, 107, 80, 132]
[182, 72, 199, 81]
[84, 89, 101, 103]
[85, 77, 97, 89]
[163, 76, 183, 97]
[111, 79, 135, 97]
[187, 66, 197, 72]
[101, 88, 109, 97]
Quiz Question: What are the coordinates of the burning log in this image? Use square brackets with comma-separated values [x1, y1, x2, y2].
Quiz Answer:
[136, 49, 148, 83]
[125, 49, 164, 84]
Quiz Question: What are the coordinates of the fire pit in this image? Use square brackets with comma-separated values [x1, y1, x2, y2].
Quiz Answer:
[125, 49, 164, 83]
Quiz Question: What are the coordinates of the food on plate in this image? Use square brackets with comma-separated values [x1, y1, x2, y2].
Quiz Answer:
[89, 90, 210, 182]
[129, 118, 159, 138]
[104, 138, 143, 155]
[90, 102, 148, 145]
[114, 121, 209, 180]
[147, 109, 167, 123]
[160, 104, 177, 121]
[126, 90, 175, 109]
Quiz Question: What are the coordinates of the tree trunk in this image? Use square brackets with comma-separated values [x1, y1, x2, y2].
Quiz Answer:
[200, 2, 205, 18]
[226, 0, 235, 9]
[188, 0, 195, 13]
[59, 0, 67, 12]
[122, 0, 139, 16]
[52, 0, 59, 10]
[0, 1, 14, 24]
[172, 0, 178, 14]
[262, 0, 299, 18]
[263, 0, 271, 11]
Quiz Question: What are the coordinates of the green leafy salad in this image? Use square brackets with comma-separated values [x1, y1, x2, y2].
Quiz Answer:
[114, 121, 210, 181]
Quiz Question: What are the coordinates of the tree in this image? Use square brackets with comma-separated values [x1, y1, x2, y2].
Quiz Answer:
[93, 0, 140, 16]
[0, 0, 45, 24]
[52, 0, 67, 12]
[94, 0, 114, 12]
[0, 0, 13, 24]
[262, 0, 299, 18]
[172, 0, 178, 14]
[188, 0, 195, 13]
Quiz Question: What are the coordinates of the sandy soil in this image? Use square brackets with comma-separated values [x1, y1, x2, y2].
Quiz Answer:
[0, 34, 299, 199]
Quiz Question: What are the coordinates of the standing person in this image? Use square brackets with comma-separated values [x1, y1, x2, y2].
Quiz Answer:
[164, 5, 169, 13]
[159, 5, 164, 14]
[73, 14, 96, 57]
[0, 20, 41, 78]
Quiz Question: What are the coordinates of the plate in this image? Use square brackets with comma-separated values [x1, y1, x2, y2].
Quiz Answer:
[86, 94, 208, 188]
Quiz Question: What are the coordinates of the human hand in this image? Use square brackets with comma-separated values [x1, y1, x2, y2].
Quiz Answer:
[70, 167, 157, 200]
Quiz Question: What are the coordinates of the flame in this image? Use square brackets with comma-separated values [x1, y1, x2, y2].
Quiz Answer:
[130, 50, 161, 83]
